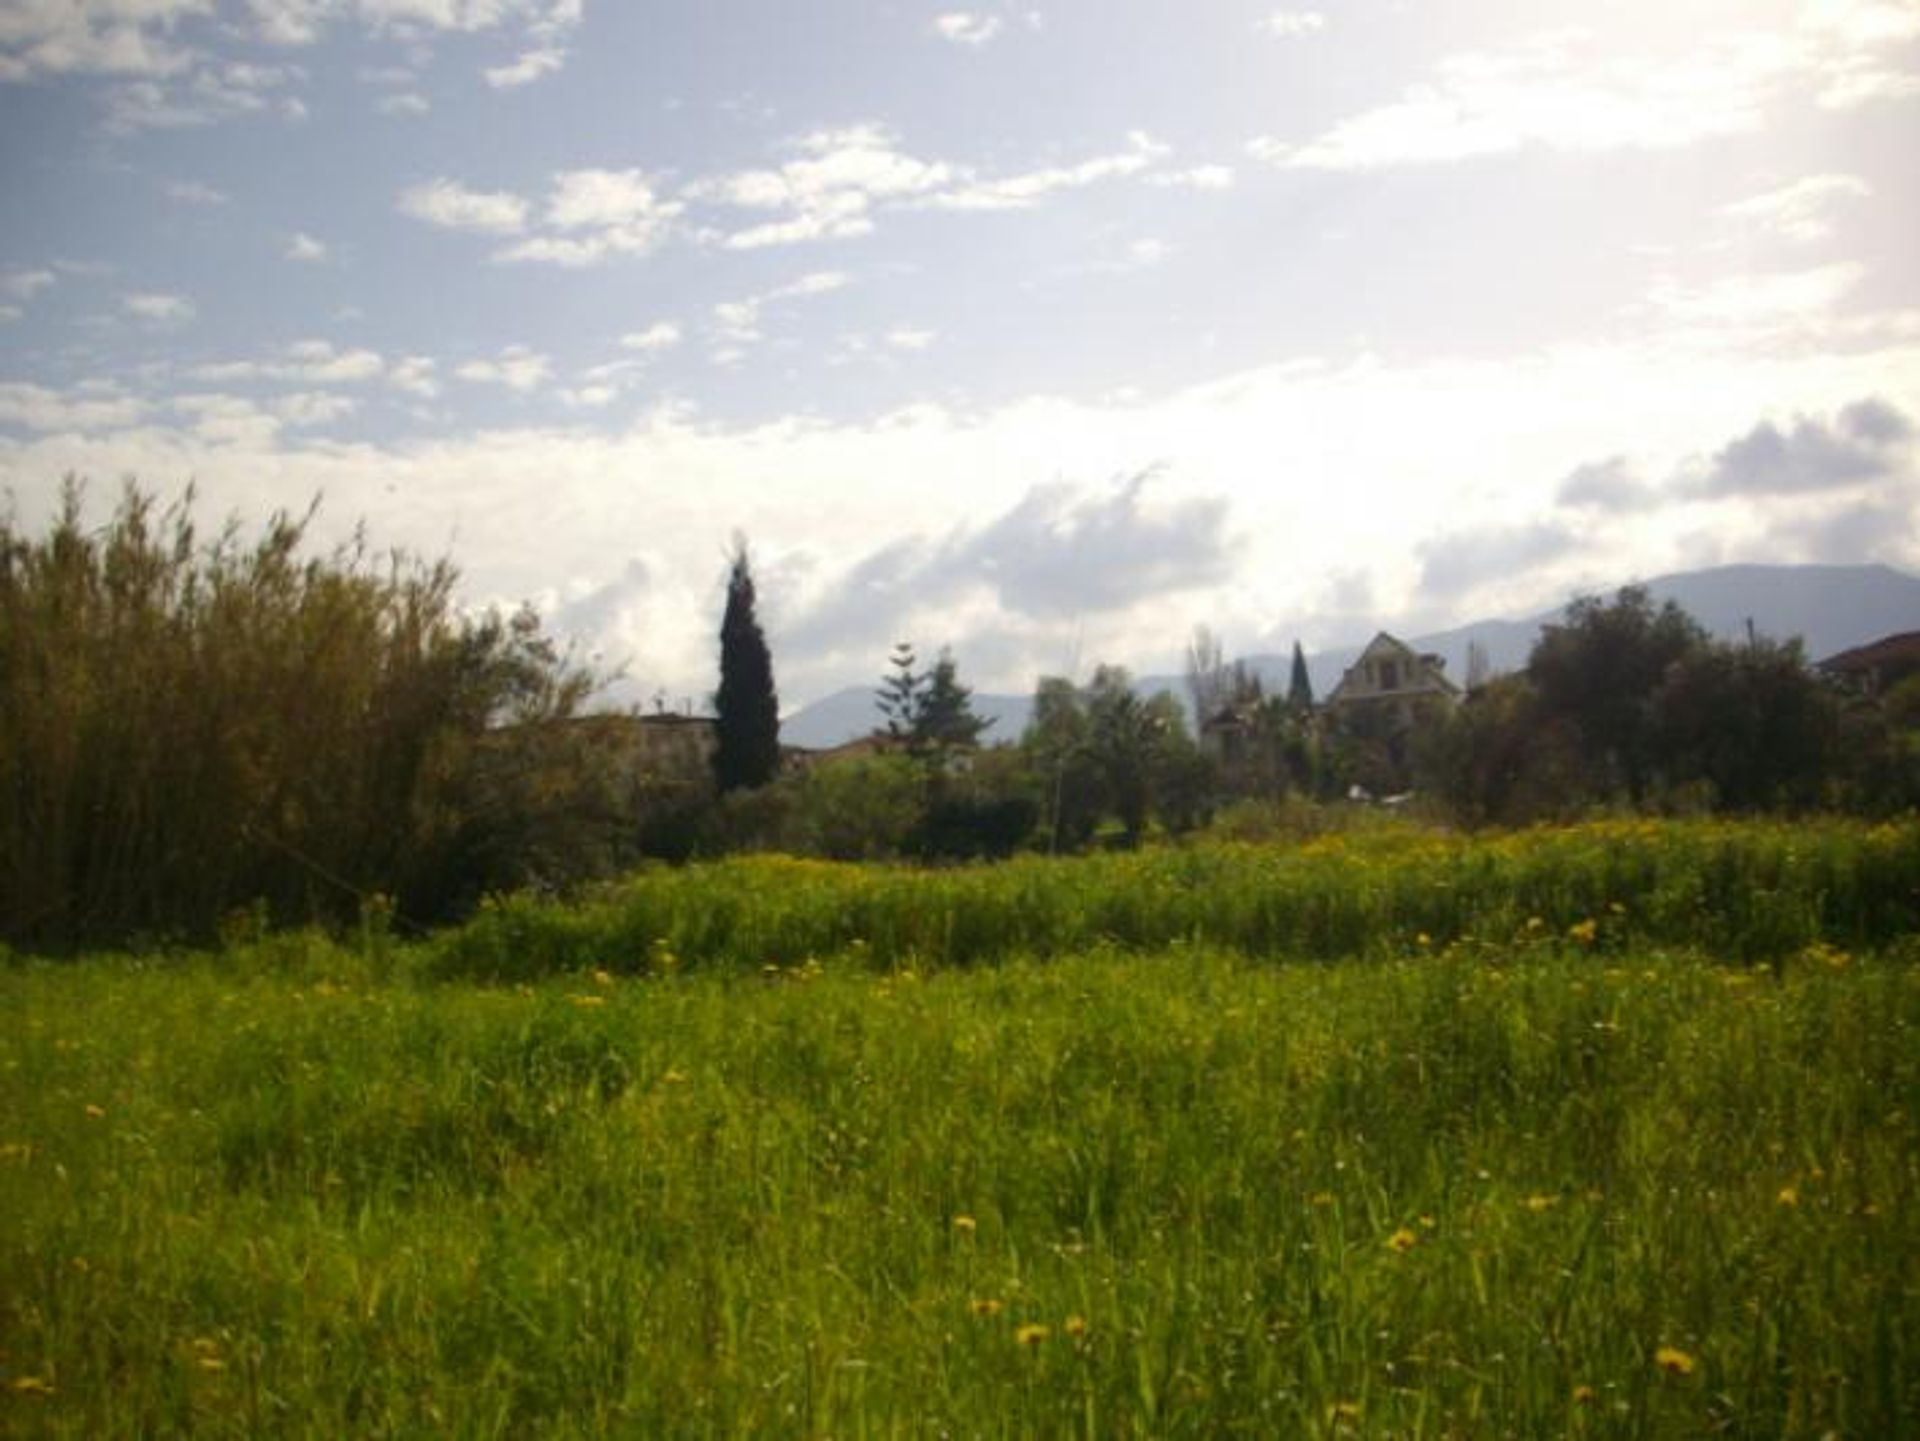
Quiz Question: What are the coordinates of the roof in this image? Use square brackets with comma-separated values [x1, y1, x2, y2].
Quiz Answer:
[1817, 631, 1920, 674]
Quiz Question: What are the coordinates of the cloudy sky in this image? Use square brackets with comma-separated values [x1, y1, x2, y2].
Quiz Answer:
[3, 1, 1918, 711]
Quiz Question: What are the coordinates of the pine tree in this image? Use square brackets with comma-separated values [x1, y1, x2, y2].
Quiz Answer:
[916, 649, 992, 753]
[1287, 640, 1315, 712]
[877, 641, 919, 741]
[712, 540, 780, 793]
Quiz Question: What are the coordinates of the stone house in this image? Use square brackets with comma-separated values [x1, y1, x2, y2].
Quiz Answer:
[1322, 632, 1461, 732]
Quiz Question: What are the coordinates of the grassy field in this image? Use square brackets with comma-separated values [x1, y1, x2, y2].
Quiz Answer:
[4, 819, 1919, 1436]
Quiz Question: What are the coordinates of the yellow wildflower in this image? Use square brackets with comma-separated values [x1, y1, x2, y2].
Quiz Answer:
[84, 1103, 105, 1119]
[1523, 1194, 1558, 1213]
[969, 1298, 1004, 1317]
[1386, 1227, 1417, 1254]
[592, 968, 615, 988]
[1568, 919, 1598, 945]
[1777, 1186, 1799, 1208]
[1572, 1384, 1597, 1405]
[567, 994, 605, 1008]
[11, 1377, 53, 1396]
[1063, 1315, 1088, 1338]
[1015, 1323, 1049, 1346]
[952, 1214, 977, 1235]
[1655, 1346, 1697, 1377]
[1327, 1400, 1363, 1424]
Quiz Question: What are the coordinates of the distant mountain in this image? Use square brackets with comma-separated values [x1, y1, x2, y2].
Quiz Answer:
[779, 563, 1920, 749]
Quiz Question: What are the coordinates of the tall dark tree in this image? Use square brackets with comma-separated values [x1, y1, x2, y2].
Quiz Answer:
[1287, 640, 1314, 712]
[712, 540, 780, 793]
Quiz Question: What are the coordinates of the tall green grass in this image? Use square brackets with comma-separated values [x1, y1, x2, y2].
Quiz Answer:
[5, 944, 1916, 1436]
[5, 819, 1917, 1435]
[423, 817, 1920, 981]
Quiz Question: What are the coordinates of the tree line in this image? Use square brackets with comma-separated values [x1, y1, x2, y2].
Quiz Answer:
[4, 484, 1914, 953]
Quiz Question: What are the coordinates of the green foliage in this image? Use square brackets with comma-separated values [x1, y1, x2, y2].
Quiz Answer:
[0, 482, 592, 950]
[876, 642, 992, 761]
[417, 817, 1920, 982]
[711, 540, 780, 794]
[6, 889, 1917, 1434]
[1528, 586, 1708, 802]
[1024, 666, 1212, 847]
[1652, 636, 1837, 810]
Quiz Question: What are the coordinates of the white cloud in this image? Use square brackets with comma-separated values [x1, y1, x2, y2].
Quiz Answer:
[0, 305, 20, 324]
[443, 170, 691, 268]
[1251, 11, 1920, 169]
[1800, 0, 1920, 106]
[1646, 262, 1865, 337]
[290, 340, 382, 382]
[0, 0, 587, 83]
[1148, 164, 1235, 190]
[123, 291, 195, 323]
[708, 271, 850, 361]
[620, 321, 683, 352]
[162, 178, 228, 204]
[932, 12, 1003, 47]
[1719, 173, 1872, 243]
[885, 328, 937, 351]
[694, 124, 953, 250]
[1, 269, 56, 302]
[191, 339, 385, 385]
[0, 381, 148, 432]
[0, 4, 201, 82]
[927, 131, 1170, 210]
[454, 344, 552, 393]
[399, 177, 529, 234]
[1250, 30, 1794, 169]
[286, 231, 328, 262]
[1258, 11, 1325, 38]
[275, 390, 358, 427]
[387, 355, 439, 399]
[171, 391, 282, 447]
[8, 328, 1920, 706]
[377, 91, 429, 115]
[485, 45, 564, 87]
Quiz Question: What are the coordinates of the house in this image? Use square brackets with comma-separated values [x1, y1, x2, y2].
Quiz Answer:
[1817, 631, 1920, 698]
[1322, 632, 1460, 734]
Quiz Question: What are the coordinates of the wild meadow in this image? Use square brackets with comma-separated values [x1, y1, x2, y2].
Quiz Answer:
[4, 818, 1918, 1436]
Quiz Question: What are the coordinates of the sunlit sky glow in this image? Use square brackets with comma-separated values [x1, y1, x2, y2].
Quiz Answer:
[3, 0, 1918, 710]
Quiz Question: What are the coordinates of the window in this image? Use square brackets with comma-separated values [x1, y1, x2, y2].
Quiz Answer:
[1379, 660, 1399, 691]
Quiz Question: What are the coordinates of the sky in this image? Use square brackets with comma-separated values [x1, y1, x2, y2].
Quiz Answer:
[3, 0, 1918, 714]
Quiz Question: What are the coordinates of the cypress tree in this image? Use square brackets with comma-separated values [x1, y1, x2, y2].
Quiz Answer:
[1287, 640, 1315, 712]
[712, 540, 780, 792]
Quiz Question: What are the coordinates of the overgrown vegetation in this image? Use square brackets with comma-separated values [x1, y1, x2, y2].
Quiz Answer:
[0, 483, 593, 951]
[419, 816, 1920, 982]
[5, 821, 1916, 1435]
